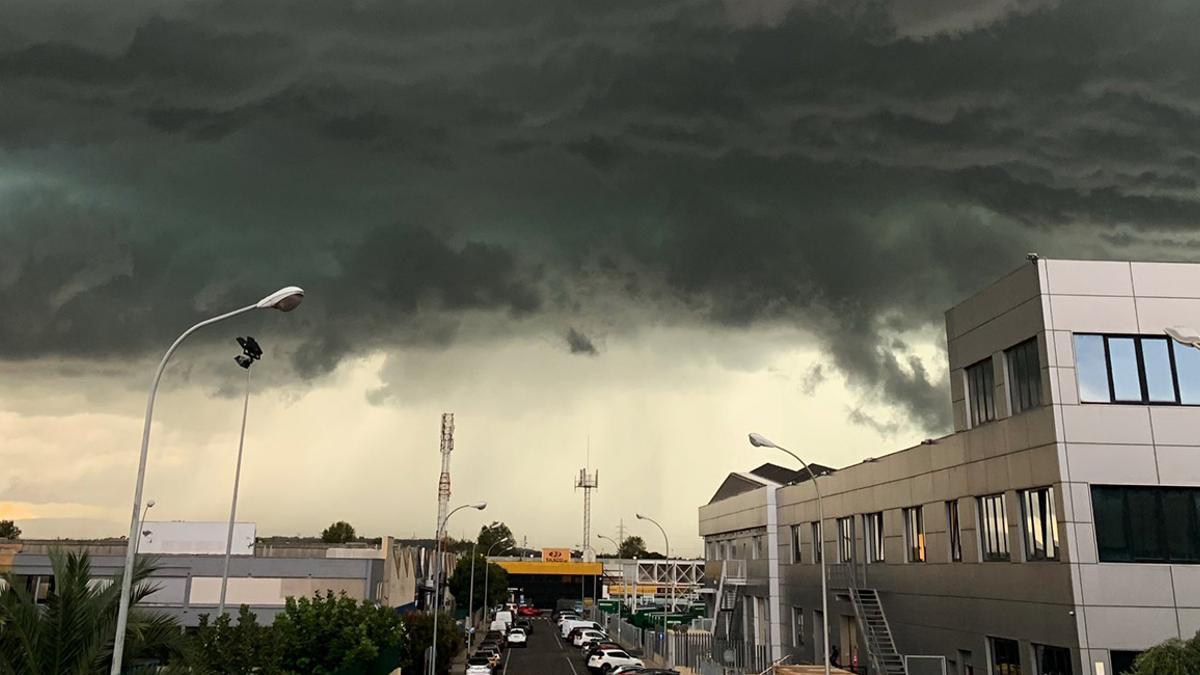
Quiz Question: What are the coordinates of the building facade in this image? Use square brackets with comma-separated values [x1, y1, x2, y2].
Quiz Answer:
[699, 258, 1200, 675]
[3, 528, 450, 626]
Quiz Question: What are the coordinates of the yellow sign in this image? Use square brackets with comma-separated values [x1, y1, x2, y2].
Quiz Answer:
[541, 548, 571, 562]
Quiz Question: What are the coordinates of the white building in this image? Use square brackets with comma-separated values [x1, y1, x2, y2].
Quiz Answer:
[700, 258, 1200, 675]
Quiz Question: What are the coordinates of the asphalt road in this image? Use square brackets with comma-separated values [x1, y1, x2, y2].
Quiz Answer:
[494, 617, 587, 675]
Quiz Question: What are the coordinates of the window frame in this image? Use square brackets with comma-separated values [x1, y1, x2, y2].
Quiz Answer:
[1092, 485, 1200, 564]
[989, 636, 1022, 675]
[966, 357, 997, 426]
[978, 493, 1011, 562]
[1073, 333, 1196, 406]
[903, 506, 926, 563]
[837, 517, 855, 563]
[792, 607, 805, 646]
[864, 512, 885, 563]
[947, 499, 963, 562]
[1034, 643, 1073, 675]
[1006, 337, 1044, 415]
[811, 522, 823, 564]
[790, 524, 802, 564]
[1021, 487, 1060, 561]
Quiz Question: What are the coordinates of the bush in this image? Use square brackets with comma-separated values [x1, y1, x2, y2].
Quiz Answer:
[1128, 633, 1200, 675]
[399, 611, 463, 675]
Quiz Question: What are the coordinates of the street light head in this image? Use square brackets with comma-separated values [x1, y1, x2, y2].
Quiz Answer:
[748, 432, 777, 449]
[472, 501, 488, 510]
[635, 513, 645, 520]
[146, 500, 156, 509]
[1165, 325, 1200, 347]
[256, 286, 305, 312]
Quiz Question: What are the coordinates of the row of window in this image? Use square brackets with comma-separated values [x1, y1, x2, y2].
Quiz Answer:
[787, 608, 1073, 675]
[774, 487, 1058, 565]
[966, 337, 1044, 427]
[964, 333, 1200, 430]
[714, 484, 1200, 568]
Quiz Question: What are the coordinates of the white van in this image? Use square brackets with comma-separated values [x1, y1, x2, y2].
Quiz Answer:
[489, 619, 508, 635]
[495, 610, 514, 629]
[560, 618, 602, 639]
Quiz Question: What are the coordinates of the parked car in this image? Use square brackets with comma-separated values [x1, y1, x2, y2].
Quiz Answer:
[476, 646, 502, 669]
[466, 656, 494, 674]
[579, 632, 611, 653]
[489, 619, 508, 635]
[514, 618, 534, 635]
[506, 627, 527, 647]
[495, 610, 514, 630]
[587, 648, 644, 673]
[584, 642, 624, 662]
[574, 628, 608, 648]
[555, 612, 577, 626]
[610, 668, 645, 675]
[518, 605, 540, 617]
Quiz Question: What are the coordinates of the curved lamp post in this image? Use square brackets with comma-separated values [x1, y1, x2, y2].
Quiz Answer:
[430, 502, 487, 675]
[749, 432, 830, 675]
[597, 534, 624, 609]
[110, 286, 304, 675]
[635, 513, 672, 623]
[480, 536, 513, 633]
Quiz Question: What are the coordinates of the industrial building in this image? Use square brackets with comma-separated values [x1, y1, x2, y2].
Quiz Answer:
[1, 523, 450, 626]
[699, 258, 1200, 675]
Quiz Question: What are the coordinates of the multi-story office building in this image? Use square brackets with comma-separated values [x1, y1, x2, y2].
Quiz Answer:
[699, 258, 1200, 675]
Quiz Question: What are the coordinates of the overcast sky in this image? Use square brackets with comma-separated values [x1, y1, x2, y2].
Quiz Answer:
[4, 0, 1200, 555]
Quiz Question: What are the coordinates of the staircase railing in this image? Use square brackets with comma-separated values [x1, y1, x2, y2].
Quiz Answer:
[829, 563, 904, 675]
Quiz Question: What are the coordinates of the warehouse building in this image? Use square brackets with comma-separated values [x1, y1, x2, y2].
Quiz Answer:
[700, 258, 1200, 675]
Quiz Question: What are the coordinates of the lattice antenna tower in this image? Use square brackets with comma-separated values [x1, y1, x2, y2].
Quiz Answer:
[575, 438, 599, 562]
[434, 413, 454, 549]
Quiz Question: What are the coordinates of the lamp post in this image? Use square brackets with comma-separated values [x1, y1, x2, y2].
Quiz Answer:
[218, 336, 264, 618]
[110, 286, 304, 675]
[597, 534, 622, 609]
[749, 432, 830, 675]
[134, 499, 155, 556]
[430, 502, 487, 675]
[635, 513, 672, 627]
[480, 536, 513, 631]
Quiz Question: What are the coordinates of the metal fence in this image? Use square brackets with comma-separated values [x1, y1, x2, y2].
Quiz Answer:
[600, 611, 770, 673]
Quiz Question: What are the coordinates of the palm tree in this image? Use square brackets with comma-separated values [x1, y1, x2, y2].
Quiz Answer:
[0, 549, 184, 674]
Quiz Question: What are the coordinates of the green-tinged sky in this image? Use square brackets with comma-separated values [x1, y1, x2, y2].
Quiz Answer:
[3, 0, 1200, 554]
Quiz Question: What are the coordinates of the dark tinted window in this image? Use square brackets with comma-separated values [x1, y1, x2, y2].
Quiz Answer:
[1035, 644, 1073, 675]
[1110, 651, 1141, 675]
[947, 500, 962, 562]
[1006, 338, 1044, 414]
[991, 637, 1022, 675]
[1092, 486, 1200, 563]
[967, 358, 996, 426]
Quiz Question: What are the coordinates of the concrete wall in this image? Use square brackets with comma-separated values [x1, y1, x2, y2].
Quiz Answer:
[1041, 259, 1200, 675]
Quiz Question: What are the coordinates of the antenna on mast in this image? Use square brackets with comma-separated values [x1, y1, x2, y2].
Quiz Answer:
[576, 438, 598, 563]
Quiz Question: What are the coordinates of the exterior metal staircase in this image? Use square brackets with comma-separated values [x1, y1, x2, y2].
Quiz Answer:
[715, 559, 747, 641]
[831, 564, 906, 675]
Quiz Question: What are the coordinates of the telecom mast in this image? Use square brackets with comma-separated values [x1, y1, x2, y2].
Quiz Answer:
[576, 466, 598, 562]
[434, 413, 454, 548]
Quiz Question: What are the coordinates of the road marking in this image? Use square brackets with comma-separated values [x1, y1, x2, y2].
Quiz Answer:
[504, 643, 512, 672]
[564, 655, 579, 675]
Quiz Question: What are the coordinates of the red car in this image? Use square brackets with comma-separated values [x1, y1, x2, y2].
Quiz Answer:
[518, 605, 540, 617]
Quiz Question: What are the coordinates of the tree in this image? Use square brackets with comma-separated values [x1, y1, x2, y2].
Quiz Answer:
[175, 605, 281, 673]
[1129, 633, 1200, 674]
[0, 520, 20, 540]
[321, 520, 356, 543]
[447, 554, 509, 611]
[0, 549, 184, 673]
[272, 591, 407, 674]
[617, 535, 664, 559]
[400, 611, 463, 675]
[476, 522, 514, 552]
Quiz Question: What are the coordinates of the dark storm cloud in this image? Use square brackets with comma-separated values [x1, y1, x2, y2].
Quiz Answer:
[5, 0, 1200, 431]
[565, 327, 599, 356]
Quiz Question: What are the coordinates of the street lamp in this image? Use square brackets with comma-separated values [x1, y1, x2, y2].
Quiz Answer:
[430, 502, 487, 675]
[598, 534, 623, 610]
[480, 536, 513, 633]
[134, 500, 155, 556]
[110, 286, 304, 675]
[749, 432, 830, 675]
[218, 336, 264, 618]
[635, 513, 673, 624]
